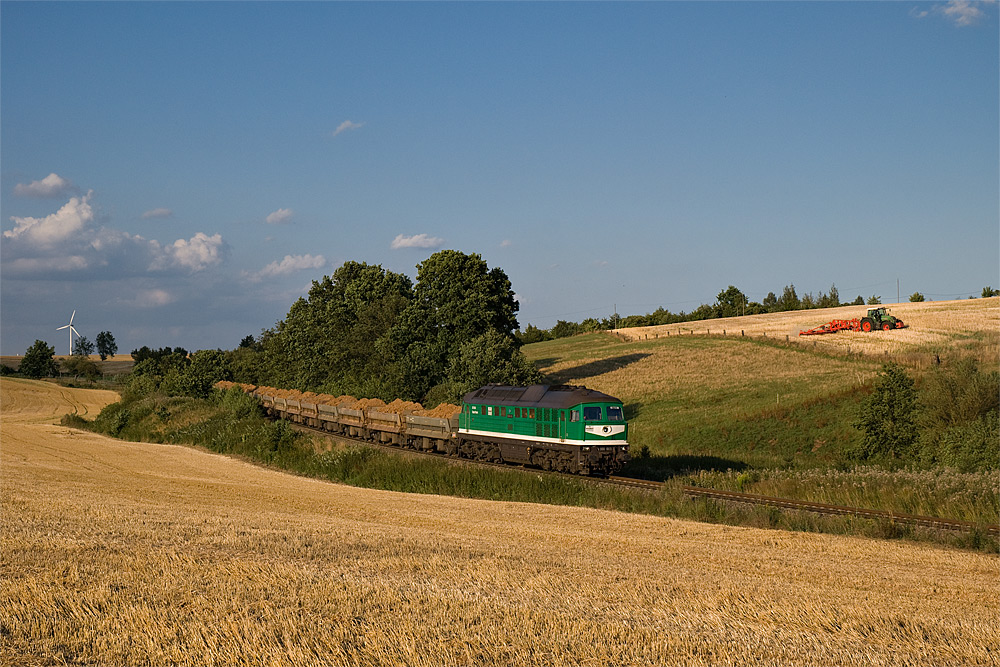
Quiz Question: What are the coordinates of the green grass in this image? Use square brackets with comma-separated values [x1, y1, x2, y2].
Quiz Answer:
[67, 387, 998, 552]
[525, 333, 880, 470]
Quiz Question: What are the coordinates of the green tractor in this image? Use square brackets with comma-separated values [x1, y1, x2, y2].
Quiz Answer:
[860, 306, 905, 332]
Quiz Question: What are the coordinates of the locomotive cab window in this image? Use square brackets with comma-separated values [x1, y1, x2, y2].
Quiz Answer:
[583, 406, 602, 421]
[607, 406, 624, 421]
[570, 410, 580, 422]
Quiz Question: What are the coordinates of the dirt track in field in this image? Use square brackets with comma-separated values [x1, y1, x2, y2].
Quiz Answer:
[2, 378, 998, 666]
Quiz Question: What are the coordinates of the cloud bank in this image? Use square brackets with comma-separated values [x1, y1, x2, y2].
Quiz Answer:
[3, 192, 227, 279]
[5, 191, 94, 246]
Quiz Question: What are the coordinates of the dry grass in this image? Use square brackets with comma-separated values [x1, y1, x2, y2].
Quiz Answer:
[543, 337, 872, 408]
[3, 378, 999, 666]
[1, 353, 136, 376]
[615, 297, 999, 361]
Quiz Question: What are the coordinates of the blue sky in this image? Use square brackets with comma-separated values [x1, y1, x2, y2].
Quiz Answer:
[2, 1, 997, 356]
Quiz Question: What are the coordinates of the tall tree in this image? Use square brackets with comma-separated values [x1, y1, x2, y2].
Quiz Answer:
[714, 285, 748, 318]
[96, 331, 117, 361]
[446, 329, 543, 400]
[382, 250, 520, 400]
[853, 363, 918, 460]
[258, 262, 413, 393]
[20, 340, 58, 378]
[778, 284, 800, 311]
[73, 336, 96, 357]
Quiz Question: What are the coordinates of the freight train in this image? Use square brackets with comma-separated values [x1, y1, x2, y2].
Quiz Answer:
[249, 383, 630, 476]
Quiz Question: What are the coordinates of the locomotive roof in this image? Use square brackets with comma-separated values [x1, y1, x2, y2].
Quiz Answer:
[463, 384, 622, 410]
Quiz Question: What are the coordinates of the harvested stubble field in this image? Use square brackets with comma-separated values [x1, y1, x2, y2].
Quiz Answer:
[3, 378, 998, 666]
[615, 297, 999, 361]
[1, 353, 136, 376]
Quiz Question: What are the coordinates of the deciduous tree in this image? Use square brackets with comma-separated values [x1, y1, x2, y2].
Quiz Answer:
[853, 363, 917, 460]
[73, 336, 95, 358]
[96, 331, 117, 361]
[19, 340, 57, 378]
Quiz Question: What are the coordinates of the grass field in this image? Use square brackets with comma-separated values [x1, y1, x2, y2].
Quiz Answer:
[0, 353, 135, 376]
[3, 378, 998, 666]
[524, 297, 998, 470]
[614, 297, 999, 362]
[527, 331, 877, 468]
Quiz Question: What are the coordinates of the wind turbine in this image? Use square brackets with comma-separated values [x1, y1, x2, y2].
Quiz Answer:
[56, 310, 80, 355]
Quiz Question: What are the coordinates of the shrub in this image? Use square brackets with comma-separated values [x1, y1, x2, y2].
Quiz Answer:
[852, 363, 917, 461]
[933, 412, 1000, 472]
[61, 355, 101, 381]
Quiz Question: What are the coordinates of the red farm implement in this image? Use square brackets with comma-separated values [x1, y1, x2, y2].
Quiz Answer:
[799, 307, 906, 336]
[799, 319, 862, 336]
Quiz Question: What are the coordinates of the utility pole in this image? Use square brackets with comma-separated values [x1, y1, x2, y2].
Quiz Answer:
[897, 278, 900, 304]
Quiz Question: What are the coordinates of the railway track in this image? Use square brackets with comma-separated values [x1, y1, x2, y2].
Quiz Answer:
[681, 485, 999, 535]
[291, 420, 997, 536]
[609, 476, 998, 534]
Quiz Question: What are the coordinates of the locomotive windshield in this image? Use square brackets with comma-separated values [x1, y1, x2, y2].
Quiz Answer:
[583, 406, 602, 421]
[606, 406, 623, 421]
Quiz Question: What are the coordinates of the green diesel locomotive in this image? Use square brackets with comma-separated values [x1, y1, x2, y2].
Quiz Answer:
[459, 384, 630, 476]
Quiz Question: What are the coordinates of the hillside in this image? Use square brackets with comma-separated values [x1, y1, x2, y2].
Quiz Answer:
[0, 353, 135, 376]
[523, 298, 998, 469]
[3, 377, 997, 666]
[614, 297, 998, 359]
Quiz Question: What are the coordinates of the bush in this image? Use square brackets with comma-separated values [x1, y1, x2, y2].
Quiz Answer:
[932, 412, 1000, 472]
[852, 363, 917, 461]
[918, 359, 1000, 470]
[920, 359, 999, 427]
[61, 355, 101, 381]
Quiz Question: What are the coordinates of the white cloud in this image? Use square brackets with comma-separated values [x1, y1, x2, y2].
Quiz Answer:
[940, 0, 989, 25]
[917, 1, 995, 25]
[161, 233, 227, 273]
[266, 208, 294, 225]
[390, 233, 444, 250]
[246, 253, 326, 282]
[331, 120, 364, 137]
[4, 192, 94, 246]
[13, 173, 75, 198]
[3, 192, 227, 279]
[142, 208, 173, 220]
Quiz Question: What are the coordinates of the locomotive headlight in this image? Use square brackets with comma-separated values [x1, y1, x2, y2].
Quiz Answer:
[602, 426, 611, 434]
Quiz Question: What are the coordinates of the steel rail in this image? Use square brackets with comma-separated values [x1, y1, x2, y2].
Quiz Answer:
[280, 412, 995, 536]
[680, 485, 999, 535]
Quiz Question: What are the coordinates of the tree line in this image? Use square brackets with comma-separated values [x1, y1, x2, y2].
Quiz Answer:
[126, 250, 540, 406]
[518, 284, 999, 343]
[6, 332, 118, 380]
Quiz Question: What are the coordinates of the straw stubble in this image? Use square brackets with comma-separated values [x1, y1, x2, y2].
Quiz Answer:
[2, 378, 997, 666]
